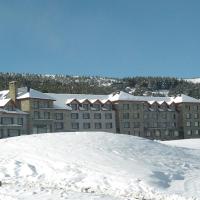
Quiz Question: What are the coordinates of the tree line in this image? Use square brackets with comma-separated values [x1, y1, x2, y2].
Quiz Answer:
[0, 72, 199, 98]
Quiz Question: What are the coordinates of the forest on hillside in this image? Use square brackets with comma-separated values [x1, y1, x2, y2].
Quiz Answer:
[0, 72, 200, 98]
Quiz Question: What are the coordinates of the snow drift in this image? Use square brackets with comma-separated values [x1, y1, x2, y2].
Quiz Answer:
[0, 132, 199, 200]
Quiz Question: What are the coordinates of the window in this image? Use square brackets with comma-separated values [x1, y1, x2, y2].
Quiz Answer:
[17, 118, 23, 125]
[8, 129, 20, 137]
[195, 122, 199, 127]
[39, 101, 49, 108]
[194, 105, 199, 110]
[55, 113, 63, 120]
[105, 113, 112, 119]
[174, 131, 179, 137]
[133, 113, 140, 119]
[72, 123, 79, 129]
[83, 113, 90, 119]
[82, 104, 89, 110]
[33, 101, 39, 109]
[186, 113, 191, 119]
[161, 113, 167, 119]
[187, 130, 192, 135]
[55, 122, 63, 130]
[123, 104, 129, 110]
[172, 122, 176, 127]
[165, 130, 169, 136]
[153, 122, 158, 128]
[94, 113, 101, 119]
[44, 112, 50, 119]
[106, 123, 112, 129]
[146, 131, 151, 137]
[123, 122, 130, 128]
[123, 113, 129, 119]
[71, 113, 78, 119]
[103, 104, 112, 111]
[71, 104, 78, 110]
[1, 117, 14, 125]
[185, 105, 191, 111]
[95, 123, 102, 129]
[83, 123, 90, 129]
[144, 113, 149, 119]
[155, 130, 160, 137]
[132, 104, 140, 110]
[186, 121, 191, 127]
[194, 113, 199, 119]
[195, 130, 200, 135]
[0, 129, 3, 138]
[93, 104, 101, 111]
[34, 111, 40, 119]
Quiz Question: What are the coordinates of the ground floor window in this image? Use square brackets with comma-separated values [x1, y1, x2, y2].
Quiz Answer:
[155, 130, 160, 137]
[72, 123, 79, 129]
[105, 123, 112, 129]
[33, 125, 49, 134]
[55, 122, 64, 130]
[83, 123, 90, 129]
[95, 123, 102, 129]
[187, 130, 192, 135]
[146, 131, 151, 137]
[123, 122, 130, 128]
[8, 129, 20, 137]
[174, 131, 179, 137]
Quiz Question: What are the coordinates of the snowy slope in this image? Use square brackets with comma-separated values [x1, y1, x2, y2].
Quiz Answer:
[0, 132, 199, 200]
[162, 139, 200, 150]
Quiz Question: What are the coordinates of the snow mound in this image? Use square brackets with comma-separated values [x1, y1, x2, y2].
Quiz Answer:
[162, 139, 200, 150]
[0, 132, 199, 200]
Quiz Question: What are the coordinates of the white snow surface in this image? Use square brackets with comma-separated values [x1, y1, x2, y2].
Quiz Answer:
[0, 132, 199, 200]
[162, 139, 200, 150]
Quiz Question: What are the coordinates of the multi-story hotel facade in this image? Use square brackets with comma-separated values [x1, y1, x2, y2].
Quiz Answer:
[0, 81, 200, 140]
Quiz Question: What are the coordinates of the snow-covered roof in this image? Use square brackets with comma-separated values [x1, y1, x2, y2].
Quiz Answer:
[172, 94, 200, 103]
[0, 108, 28, 115]
[47, 93, 109, 109]
[0, 98, 11, 107]
[0, 90, 9, 99]
[17, 88, 55, 100]
[108, 91, 200, 104]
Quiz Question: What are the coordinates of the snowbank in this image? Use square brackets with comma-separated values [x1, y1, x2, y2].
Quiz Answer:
[0, 132, 199, 200]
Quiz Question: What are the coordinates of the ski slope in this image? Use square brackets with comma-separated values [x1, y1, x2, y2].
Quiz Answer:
[0, 132, 199, 200]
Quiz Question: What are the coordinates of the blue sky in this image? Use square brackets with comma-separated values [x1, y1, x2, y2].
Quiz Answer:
[0, 0, 200, 78]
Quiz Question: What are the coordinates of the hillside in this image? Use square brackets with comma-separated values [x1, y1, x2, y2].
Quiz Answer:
[1, 72, 200, 98]
[0, 132, 199, 200]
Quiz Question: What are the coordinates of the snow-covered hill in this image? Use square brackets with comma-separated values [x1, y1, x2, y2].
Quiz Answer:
[184, 78, 200, 84]
[0, 132, 199, 200]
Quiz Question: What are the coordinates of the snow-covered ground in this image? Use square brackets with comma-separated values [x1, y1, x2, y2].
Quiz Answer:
[0, 132, 199, 200]
[162, 139, 200, 150]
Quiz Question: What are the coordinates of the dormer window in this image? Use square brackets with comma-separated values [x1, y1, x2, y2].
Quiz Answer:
[103, 104, 112, 111]
[93, 104, 101, 111]
[82, 104, 89, 110]
[71, 103, 78, 110]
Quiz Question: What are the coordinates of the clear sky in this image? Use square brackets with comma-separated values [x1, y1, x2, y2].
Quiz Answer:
[0, 0, 200, 78]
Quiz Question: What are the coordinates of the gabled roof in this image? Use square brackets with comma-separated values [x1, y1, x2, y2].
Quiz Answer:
[17, 88, 55, 101]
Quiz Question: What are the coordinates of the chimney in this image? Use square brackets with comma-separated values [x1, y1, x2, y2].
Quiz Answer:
[9, 81, 17, 103]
